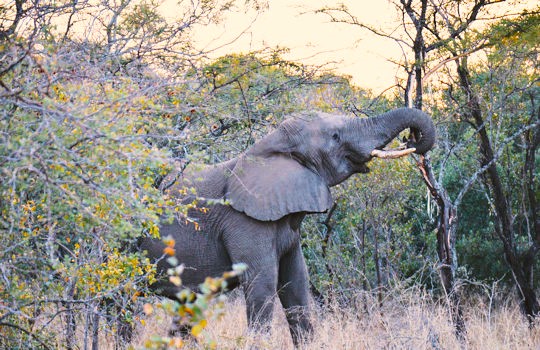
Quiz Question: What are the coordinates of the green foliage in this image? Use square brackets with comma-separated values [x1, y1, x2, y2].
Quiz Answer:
[487, 9, 540, 54]
[0, 40, 178, 347]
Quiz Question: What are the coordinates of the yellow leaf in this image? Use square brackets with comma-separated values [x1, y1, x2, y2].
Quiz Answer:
[191, 324, 204, 337]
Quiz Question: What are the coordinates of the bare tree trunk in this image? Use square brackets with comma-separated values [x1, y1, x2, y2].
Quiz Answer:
[92, 304, 100, 350]
[63, 281, 77, 350]
[357, 220, 370, 315]
[373, 227, 384, 309]
[411, 0, 427, 109]
[64, 305, 77, 350]
[417, 155, 465, 337]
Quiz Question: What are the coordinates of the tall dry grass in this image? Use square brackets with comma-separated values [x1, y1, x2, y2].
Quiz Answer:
[128, 286, 540, 350]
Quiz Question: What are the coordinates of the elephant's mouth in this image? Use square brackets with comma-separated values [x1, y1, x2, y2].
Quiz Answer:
[345, 154, 371, 173]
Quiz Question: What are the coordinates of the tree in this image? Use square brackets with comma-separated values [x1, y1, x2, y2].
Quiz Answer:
[445, 11, 540, 322]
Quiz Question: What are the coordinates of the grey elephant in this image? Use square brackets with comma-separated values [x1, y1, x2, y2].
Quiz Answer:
[139, 107, 435, 345]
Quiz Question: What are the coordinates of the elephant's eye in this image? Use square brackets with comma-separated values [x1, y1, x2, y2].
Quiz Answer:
[332, 133, 340, 142]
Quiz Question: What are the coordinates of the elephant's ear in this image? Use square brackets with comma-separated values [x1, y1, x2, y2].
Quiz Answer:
[225, 155, 332, 221]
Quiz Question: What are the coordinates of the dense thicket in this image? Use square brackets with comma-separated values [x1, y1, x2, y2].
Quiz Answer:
[0, 0, 538, 348]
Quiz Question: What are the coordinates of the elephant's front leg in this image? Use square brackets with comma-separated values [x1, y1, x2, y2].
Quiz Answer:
[278, 242, 313, 345]
[223, 226, 279, 332]
[243, 267, 278, 330]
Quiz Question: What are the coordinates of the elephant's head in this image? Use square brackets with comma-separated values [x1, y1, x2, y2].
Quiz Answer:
[225, 108, 435, 221]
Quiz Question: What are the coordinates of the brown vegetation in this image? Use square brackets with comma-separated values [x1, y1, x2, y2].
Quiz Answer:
[128, 287, 540, 349]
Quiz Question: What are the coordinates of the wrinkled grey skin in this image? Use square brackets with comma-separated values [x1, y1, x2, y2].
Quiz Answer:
[140, 107, 435, 344]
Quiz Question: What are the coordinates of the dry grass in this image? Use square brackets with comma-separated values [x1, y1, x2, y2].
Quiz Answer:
[129, 289, 540, 350]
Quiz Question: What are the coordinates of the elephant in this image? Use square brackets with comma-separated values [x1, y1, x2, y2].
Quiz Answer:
[139, 107, 435, 345]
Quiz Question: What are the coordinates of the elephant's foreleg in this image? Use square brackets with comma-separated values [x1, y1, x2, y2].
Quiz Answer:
[278, 243, 313, 345]
[223, 221, 279, 333]
[243, 268, 278, 331]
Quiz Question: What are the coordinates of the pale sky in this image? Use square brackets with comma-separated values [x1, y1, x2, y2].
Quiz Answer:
[163, 0, 531, 93]
[191, 0, 402, 92]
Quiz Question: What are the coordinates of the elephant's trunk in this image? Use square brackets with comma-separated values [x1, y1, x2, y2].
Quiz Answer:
[350, 108, 436, 158]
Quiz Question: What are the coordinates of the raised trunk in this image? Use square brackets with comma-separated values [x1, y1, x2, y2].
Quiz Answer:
[352, 108, 436, 156]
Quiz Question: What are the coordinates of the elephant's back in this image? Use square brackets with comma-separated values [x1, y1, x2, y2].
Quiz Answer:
[166, 158, 238, 200]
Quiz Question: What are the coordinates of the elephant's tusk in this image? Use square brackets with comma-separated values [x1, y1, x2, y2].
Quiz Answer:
[371, 147, 416, 159]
